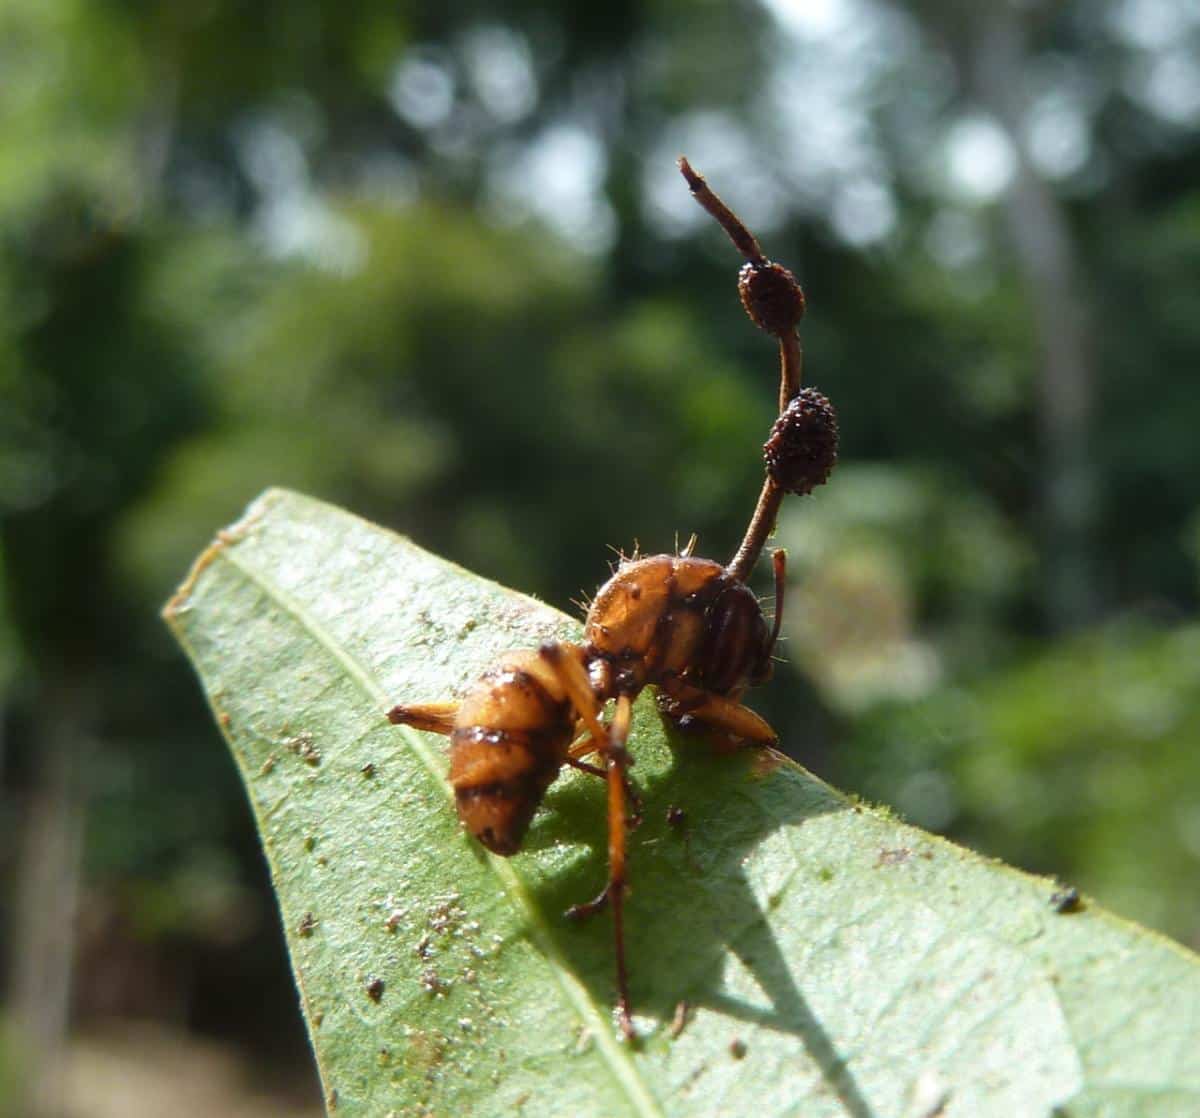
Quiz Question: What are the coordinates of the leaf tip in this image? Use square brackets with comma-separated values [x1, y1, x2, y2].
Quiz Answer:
[160, 489, 278, 625]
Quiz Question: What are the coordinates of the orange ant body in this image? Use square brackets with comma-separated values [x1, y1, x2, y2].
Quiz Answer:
[388, 158, 837, 1040]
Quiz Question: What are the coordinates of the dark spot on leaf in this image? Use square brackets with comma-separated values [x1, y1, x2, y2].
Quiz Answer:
[285, 731, 321, 765]
[366, 976, 385, 1001]
[422, 968, 451, 996]
[730, 1038, 747, 1060]
[406, 1030, 447, 1074]
[681, 1062, 708, 1091]
[876, 847, 911, 867]
[360, 761, 376, 778]
[297, 912, 317, 937]
[1050, 885, 1083, 914]
[427, 895, 466, 934]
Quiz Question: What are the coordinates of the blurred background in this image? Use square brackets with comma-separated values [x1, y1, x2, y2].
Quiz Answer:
[2, 0, 1199, 1112]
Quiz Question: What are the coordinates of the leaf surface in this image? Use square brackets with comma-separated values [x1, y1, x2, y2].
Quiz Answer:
[165, 489, 1200, 1118]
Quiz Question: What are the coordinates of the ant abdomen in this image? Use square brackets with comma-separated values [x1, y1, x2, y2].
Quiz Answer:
[448, 647, 582, 855]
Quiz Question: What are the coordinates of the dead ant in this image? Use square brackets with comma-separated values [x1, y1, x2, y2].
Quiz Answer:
[388, 157, 837, 1041]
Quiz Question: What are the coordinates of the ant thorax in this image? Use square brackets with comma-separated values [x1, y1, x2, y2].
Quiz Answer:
[583, 554, 772, 698]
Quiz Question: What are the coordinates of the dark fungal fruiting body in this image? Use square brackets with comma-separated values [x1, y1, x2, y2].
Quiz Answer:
[764, 388, 838, 496]
[739, 261, 806, 336]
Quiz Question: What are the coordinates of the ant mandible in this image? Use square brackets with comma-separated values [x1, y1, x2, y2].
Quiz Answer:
[388, 157, 838, 1041]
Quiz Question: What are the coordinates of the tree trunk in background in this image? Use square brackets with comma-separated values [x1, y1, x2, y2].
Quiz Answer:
[969, 2, 1099, 630]
[9, 688, 86, 1118]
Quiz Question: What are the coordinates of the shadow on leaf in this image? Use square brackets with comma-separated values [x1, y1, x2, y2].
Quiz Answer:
[523, 712, 876, 1118]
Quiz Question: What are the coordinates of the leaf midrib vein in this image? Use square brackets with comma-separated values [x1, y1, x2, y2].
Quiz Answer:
[215, 544, 666, 1118]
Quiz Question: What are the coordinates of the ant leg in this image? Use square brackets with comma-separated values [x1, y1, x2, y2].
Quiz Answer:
[538, 642, 621, 860]
[538, 648, 639, 1038]
[566, 694, 636, 1040]
[606, 693, 636, 1039]
[539, 644, 645, 814]
[387, 701, 457, 735]
[683, 693, 776, 746]
[566, 756, 606, 778]
[568, 732, 601, 761]
[659, 679, 777, 751]
[565, 887, 610, 920]
[538, 643, 609, 746]
[538, 642, 632, 825]
[569, 733, 642, 820]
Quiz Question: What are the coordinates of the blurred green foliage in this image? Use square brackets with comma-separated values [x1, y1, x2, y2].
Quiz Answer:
[1, 0, 1199, 1089]
[0, 1017, 15, 1118]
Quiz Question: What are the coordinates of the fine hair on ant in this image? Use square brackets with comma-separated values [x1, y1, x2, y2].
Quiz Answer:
[388, 157, 838, 1041]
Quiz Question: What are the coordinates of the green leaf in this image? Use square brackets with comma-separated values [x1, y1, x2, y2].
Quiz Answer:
[164, 489, 1200, 1118]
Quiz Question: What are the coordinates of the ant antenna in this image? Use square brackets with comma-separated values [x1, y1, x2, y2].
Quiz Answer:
[679, 157, 809, 583]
